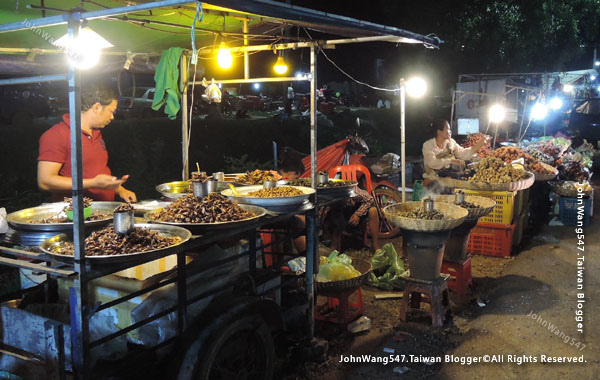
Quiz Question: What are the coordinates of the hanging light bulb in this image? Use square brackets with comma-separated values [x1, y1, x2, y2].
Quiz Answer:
[53, 26, 113, 70]
[273, 55, 288, 75]
[217, 42, 233, 69]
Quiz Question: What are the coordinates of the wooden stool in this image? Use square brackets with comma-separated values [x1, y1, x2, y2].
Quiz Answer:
[315, 288, 363, 326]
[400, 276, 451, 327]
[441, 256, 473, 297]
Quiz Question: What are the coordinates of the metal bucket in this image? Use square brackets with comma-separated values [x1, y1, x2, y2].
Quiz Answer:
[212, 172, 225, 181]
[263, 180, 277, 189]
[193, 180, 219, 197]
[317, 173, 329, 185]
[407, 243, 444, 280]
[423, 197, 434, 212]
[455, 191, 465, 204]
[114, 210, 135, 234]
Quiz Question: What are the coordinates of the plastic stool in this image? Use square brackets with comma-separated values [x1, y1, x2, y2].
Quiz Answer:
[400, 276, 451, 327]
[315, 288, 363, 326]
[441, 256, 472, 297]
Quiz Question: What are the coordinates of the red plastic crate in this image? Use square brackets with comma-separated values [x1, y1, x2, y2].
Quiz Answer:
[467, 222, 516, 257]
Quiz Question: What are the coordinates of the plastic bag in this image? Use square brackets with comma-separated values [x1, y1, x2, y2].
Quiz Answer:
[367, 243, 408, 290]
[317, 250, 361, 282]
[0, 208, 7, 234]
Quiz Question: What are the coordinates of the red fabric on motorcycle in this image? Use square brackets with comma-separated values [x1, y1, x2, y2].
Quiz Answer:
[300, 139, 348, 178]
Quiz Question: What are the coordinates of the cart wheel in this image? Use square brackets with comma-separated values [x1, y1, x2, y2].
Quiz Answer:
[372, 187, 402, 239]
[178, 314, 274, 380]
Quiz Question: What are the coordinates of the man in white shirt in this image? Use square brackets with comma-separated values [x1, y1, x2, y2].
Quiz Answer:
[422, 119, 487, 179]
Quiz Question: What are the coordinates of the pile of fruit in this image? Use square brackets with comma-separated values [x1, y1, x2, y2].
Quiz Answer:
[527, 161, 555, 175]
[463, 133, 492, 158]
[557, 161, 590, 182]
[525, 146, 555, 165]
[468, 157, 529, 184]
[493, 146, 534, 164]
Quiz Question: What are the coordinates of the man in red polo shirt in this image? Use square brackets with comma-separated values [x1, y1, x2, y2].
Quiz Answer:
[37, 85, 136, 202]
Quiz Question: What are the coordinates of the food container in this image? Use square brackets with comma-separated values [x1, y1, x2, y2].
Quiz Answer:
[423, 197, 434, 212]
[317, 173, 329, 185]
[192, 180, 218, 197]
[212, 172, 225, 181]
[455, 191, 465, 204]
[263, 180, 278, 189]
[192, 181, 210, 198]
[114, 210, 135, 234]
[66, 206, 92, 221]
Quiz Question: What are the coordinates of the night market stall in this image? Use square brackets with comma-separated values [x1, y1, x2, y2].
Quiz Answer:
[0, 1, 440, 379]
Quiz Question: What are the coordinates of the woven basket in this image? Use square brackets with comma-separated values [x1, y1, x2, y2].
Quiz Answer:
[438, 171, 535, 191]
[434, 195, 496, 219]
[315, 258, 372, 295]
[383, 202, 468, 232]
[533, 163, 558, 181]
[550, 181, 593, 198]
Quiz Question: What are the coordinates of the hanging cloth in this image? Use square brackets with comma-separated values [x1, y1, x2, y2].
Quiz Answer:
[300, 139, 349, 178]
[152, 47, 184, 120]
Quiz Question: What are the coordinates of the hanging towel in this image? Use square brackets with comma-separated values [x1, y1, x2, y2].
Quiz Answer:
[153, 47, 184, 120]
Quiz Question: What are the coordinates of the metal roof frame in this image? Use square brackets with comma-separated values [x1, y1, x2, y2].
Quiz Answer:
[0, 2, 440, 376]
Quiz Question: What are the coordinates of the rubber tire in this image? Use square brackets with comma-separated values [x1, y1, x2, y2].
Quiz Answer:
[372, 187, 403, 239]
[178, 315, 275, 380]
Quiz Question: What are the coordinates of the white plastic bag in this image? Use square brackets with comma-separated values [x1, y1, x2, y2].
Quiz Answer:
[0, 208, 8, 234]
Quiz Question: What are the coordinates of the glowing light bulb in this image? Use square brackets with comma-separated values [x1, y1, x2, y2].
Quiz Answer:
[273, 55, 288, 75]
[531, 103, 548, 120]
[217, 43, 233, 69]
[405, 77, 427, 98]
[489, 104, 505, 123]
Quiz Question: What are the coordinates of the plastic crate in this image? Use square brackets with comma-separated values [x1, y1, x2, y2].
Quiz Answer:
[467, 222, 516, 257]
[558, 196, 591, 227]
[459, 189, 516, 226]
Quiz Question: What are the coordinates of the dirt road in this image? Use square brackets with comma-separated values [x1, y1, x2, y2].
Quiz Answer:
[289, 188, 599, 380]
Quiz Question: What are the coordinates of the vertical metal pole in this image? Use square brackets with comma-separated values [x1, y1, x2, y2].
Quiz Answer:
[248, 230, 257, 275]
[400, 79, 406, 202]
[243, 19, 249, 80]
[176, 251, 187, 334]
[181, 54, 189, 180]
[66, 14, 89, 378]
[449, 89, 455, 130]
[272, 141, 278, 170]
[305, 44, 317, 341]
[493, 123, 499, 149]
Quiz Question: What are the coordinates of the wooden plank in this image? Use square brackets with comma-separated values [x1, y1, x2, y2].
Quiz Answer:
[374, 292, 404, 300]
[0, 257, 74, 277]
[0, 246, 46, 260]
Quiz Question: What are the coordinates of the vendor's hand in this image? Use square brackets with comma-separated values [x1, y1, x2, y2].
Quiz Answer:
[473, 137, 488, 151]
[92, 174, 127, 190]
[451, 159, 466, 169]
[348, 214, 360, 227]
[117, 187, 137, 203]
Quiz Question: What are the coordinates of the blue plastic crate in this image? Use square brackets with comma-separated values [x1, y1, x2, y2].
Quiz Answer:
[558, 196, 591, 227]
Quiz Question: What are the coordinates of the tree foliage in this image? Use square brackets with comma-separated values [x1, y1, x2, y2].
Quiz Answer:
[442, 0, 600, 73]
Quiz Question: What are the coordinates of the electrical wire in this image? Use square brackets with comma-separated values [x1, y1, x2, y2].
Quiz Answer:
[190, 1, 204, 64]
[317, 46, 396, 92]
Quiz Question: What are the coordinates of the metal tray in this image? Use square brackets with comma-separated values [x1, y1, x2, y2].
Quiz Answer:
[7, 201, 124, 232]
[143, 204, 267, 233]
[40, 223, 191, 265]
[221, 185, 316, 211]
[278, 179, 357, 198]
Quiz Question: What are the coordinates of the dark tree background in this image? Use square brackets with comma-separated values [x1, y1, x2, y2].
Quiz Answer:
[293, 0, 600, 94]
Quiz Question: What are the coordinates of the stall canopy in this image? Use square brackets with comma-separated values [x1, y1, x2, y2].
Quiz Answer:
[0, 0, 440, 75]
